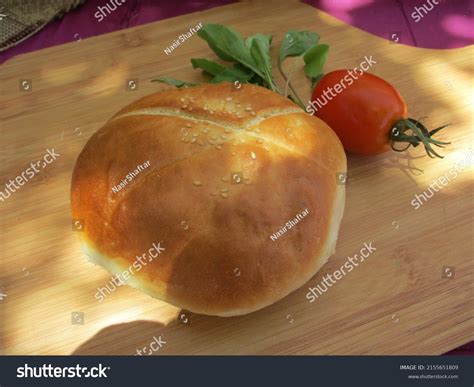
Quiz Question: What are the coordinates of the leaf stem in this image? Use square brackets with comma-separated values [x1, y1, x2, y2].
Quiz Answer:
[284, 58, 298, 97]
[278, 59, 305, 108]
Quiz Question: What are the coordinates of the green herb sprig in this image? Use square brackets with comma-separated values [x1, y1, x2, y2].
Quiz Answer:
[151, 24, 329, 109]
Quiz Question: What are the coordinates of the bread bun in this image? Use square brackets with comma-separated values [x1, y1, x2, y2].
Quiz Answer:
[71, 82, 346, 316]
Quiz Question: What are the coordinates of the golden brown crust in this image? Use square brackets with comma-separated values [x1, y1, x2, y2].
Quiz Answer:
[71, 82, 346, 316]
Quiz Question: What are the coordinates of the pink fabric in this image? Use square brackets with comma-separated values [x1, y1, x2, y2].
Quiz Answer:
[304, 0, 473, 48]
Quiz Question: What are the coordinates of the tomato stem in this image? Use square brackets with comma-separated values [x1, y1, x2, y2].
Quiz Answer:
[389, 118, 450, 158]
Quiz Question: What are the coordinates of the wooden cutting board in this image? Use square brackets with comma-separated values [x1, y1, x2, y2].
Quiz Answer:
[0, 0, 472, 355]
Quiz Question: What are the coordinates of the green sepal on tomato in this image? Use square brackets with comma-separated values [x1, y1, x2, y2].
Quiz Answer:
[308, 70, 450, 158]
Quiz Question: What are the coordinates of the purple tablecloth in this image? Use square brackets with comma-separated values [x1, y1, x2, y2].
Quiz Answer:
[0, 0, 236, 64]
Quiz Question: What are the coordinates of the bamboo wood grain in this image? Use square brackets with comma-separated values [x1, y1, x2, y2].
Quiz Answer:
[0, 0, 472, 355]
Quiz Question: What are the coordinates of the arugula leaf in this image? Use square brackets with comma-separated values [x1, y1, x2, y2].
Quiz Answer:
[287, 94, 301, 106]
[309, 73, 324, 89]
[197, 24, 264, 79]
[150, 77, 198, 88]
[191, 59, 254, 83]
[303, 44, 329, 86]
[244, 35, 255, 51]
[277, 30, 319, 108]
[248, 72, 266, 87]
[279, 30, 319, 63]
[244, 33, 268, 51]
[191, 58, 227, 76]
[210, 64, 255, 83]
[151, 24, 331, 112]
[249, 34, 278, 92]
